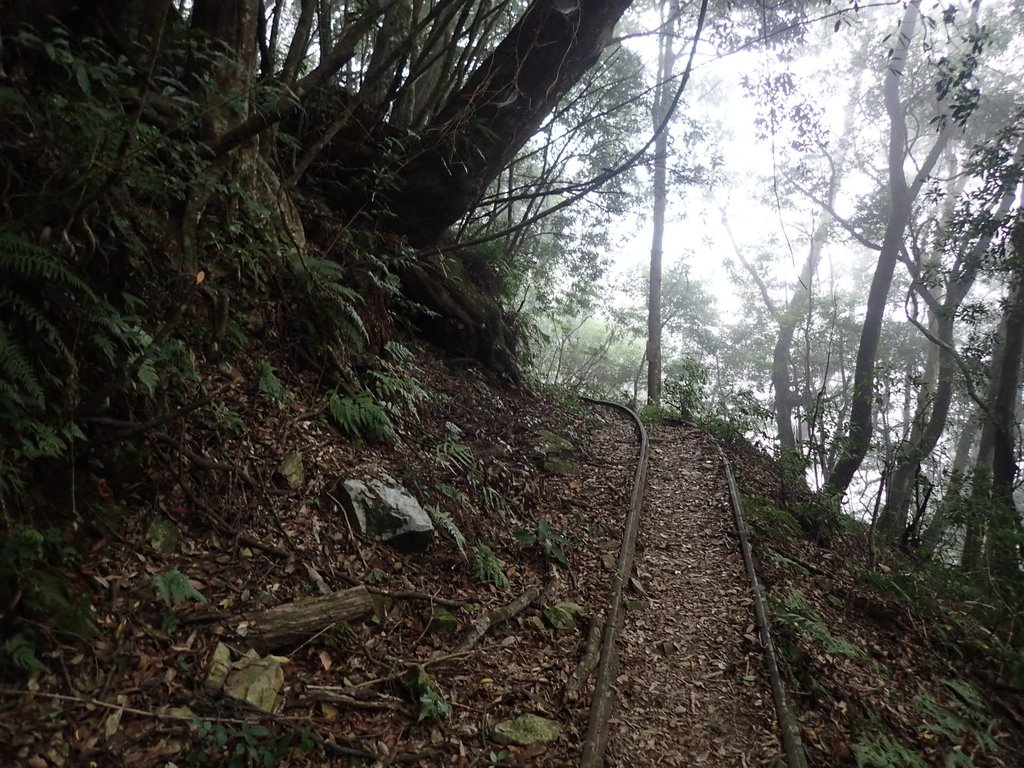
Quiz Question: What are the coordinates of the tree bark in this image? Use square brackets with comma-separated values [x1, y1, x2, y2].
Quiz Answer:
[920, 402, 976, 555]
[827, 0, 952, 496]
[646, 0, 677, 408]
[984, 215, 1024, 578]
[384, 0, 634, 245]
[247, 586, 374, 651]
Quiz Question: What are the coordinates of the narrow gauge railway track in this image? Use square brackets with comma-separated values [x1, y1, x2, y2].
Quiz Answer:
[580, 400, 806, 768]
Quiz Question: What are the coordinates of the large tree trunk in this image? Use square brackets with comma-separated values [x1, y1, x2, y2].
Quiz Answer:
[880, 135, 1021, 540]
[384, 0, 634, 245]
[984, 216, 1024, 579]
[827, 0, 951, 496]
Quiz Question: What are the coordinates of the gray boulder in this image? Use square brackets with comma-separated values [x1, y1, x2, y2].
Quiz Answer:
[327, 475, 434, 552]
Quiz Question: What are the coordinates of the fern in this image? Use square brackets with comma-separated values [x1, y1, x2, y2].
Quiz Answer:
[470, 472, 512, 517]
[384, 340, 414, 363]
[152, 569, 208, 607]
[0, 324, 45, 407]
[425, 504, 467, 555]
[473, 544, 509, 590]
[775, 588, 865, 659]
[0, 285, 72, 362]
[0, 230, 92, 294]
[435, 439, 476, 473]
[290, 256, 368, 346]
[328, 390, 395, 443]
[370, 370, 427, 420]
[257, 360, 292, 403]
[1, 633, 48, 673]
[0, 231, 88, 410]
[852, 732, 927, 768]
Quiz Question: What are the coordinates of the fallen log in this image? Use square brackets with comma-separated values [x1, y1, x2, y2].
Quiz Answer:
[454, 585, 540, 654]
[564, 614, 603, 704]
[246, 585, 373, 651]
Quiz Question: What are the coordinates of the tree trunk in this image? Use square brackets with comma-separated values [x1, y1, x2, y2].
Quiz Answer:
[984, 216, 1024, 579]
[646, 0, 677, 408]
[879, 311, 955, 538]
[880, 136, 1021, 540]
[827, 0, 952, 496]
[248, 586, 374, 652]
[920, 403, 976, 555]
[384, 0, 634, 245]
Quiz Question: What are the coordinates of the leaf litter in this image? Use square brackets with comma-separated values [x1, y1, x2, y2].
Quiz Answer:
[0, 358, 1022, 766]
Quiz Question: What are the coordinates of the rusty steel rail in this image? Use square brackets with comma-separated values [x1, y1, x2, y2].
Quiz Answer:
[578, 398, 649, 768]
[715, 442, 808, 768]
[575, 400, 806, 768]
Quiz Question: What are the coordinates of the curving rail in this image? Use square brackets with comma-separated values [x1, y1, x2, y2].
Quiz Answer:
[579, 397, 650, 767]
[578, 400, 806, 768]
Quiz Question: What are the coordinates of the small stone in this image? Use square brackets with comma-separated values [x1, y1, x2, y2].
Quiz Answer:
[491, 714, 561, 746]
[222, 649, 289, 713]
[543, 602, 583, 631]
[424, 608, 459, 635]
[277, 453, 305, 489]
[204, 643, 232, 693]
[146, 517, 180, 555]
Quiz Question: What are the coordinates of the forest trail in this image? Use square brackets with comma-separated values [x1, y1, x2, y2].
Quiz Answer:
[597, 421, 781, 767]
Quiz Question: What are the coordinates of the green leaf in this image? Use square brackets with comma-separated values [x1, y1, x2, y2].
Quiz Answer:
[152, 570, 207, 607]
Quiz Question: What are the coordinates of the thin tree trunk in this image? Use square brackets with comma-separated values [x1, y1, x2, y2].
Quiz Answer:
[646, 0, 677, 407]
[920, 407, 976, 555]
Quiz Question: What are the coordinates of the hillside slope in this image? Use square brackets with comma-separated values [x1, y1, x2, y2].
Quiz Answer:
[1, 357, 1021, 766]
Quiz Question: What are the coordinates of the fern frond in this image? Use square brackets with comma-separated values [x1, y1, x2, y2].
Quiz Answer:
[291, 257, 369, 346]
[371, 370, 426, 419]
[435, 440, 476, 473]
[472, 544, 509, 590]
[0, 230, 93, 296]
[327, 390, 395, 443]
[0, 325, 45, 406]
[384, 341, 413, 363]
[0, 284, 72, 361]
[425, 504, 466, 555]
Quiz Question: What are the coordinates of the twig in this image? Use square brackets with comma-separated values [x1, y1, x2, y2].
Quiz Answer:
[0, 688, 199, 722]
[187, 494, 290, 559]
[367, 587, 465, 609]
[87, 382, 232, 445]
[454, 585, 541, 654]
[327, 491, 370, 572]
[150, 432, 260, 488]
[304, 687, 408, 713]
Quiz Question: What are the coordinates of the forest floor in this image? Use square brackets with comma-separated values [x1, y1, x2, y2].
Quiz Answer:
[1, 355, 1023, 767]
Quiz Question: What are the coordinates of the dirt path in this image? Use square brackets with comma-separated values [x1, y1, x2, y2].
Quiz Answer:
[605, 423, 781, 767]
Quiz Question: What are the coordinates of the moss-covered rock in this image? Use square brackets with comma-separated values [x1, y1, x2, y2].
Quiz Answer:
[490, 714, 561, 746]
[145, 517, 180, 555]
[543, 602, 582, 631]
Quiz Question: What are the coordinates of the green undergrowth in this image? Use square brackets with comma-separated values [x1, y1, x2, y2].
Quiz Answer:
[856, 561, 1024, 689]
[851, 678, 1000, 767]
[743, 495, 803, 541]
[773, 587, 866, 661]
